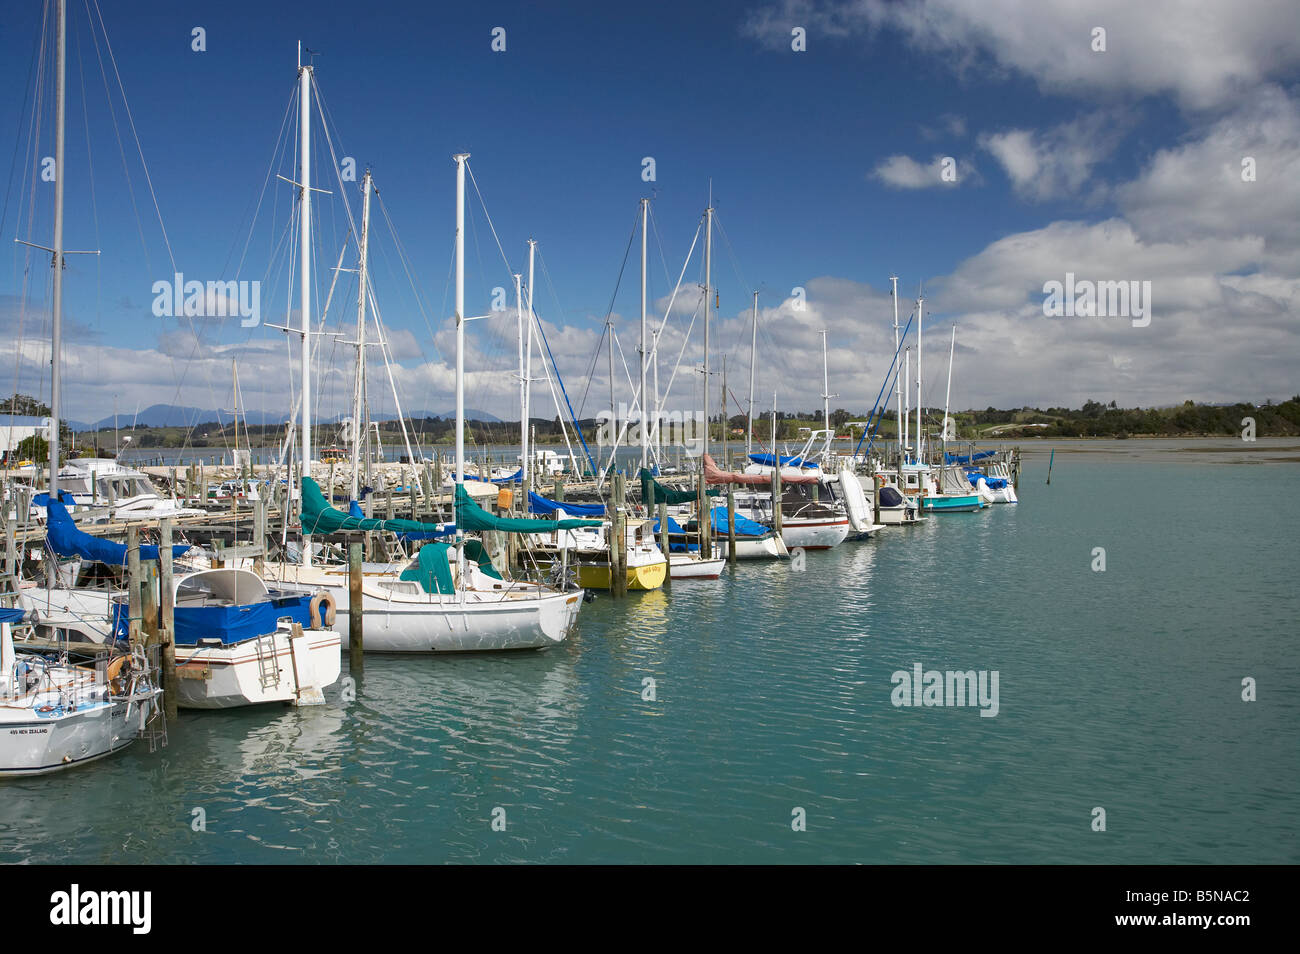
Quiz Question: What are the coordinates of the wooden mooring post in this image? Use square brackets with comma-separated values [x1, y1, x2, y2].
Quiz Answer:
[657, 499, 671, 591]
[771, 467, 784, 536]
[159, 518, 178, 720]
[609, 473, 627, 598]
[726, 485, 737, 565]
[126, 527, 142, 648]
[348, 542, 364, 671]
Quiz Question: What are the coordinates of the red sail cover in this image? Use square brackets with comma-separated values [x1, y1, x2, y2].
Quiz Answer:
[702, 454, 819, 486]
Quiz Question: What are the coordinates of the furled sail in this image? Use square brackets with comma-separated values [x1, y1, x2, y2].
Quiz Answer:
[42, 500, 191, 565]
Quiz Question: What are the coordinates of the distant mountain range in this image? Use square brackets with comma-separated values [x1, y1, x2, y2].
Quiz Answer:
[72, 404, 501, 431]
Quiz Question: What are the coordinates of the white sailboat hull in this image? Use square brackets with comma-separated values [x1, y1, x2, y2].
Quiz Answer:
[175, 629, 341, 709]
[260, 563, 581, 653]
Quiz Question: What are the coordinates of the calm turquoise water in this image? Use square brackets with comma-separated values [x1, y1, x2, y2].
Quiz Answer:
[3, 440, 1297, 863]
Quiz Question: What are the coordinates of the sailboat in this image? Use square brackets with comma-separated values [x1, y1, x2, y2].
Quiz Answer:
[1, 608, 159, 776]
[1, 0, 160, 774]
[255, 71, 593, 650]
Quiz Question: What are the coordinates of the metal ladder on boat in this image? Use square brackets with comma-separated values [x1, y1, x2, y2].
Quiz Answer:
[254, 632, 280, 689]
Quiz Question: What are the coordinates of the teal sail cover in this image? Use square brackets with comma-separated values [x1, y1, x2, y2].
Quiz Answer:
[301, 478, 455, 536]
[639, 468, 720, 506]
[397, 539, 505, 594]
[454, 484, 601, 533]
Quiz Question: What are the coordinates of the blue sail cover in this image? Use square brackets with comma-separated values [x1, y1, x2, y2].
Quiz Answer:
[945, 450, 997, 465]
[708, 505, 773, 537]
[747, 453, 818, 469]
[965, 471, 1008, 489]
[528, 492, 605, 517]
[651, 514, 686, 535]
[0, 607, 31, 624]
[43, 500, 190, 565]
[31, 490, 78, 506]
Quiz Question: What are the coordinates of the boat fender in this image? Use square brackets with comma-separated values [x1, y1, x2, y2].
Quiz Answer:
[310, 591, 337, 629]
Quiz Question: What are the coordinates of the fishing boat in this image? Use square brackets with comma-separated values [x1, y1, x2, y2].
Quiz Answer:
[0, 608, 160, 777]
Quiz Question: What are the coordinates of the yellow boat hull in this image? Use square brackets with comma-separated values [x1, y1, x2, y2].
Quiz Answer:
[575, 559, 667, 591]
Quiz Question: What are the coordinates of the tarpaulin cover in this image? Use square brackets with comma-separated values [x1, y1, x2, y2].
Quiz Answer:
[702, 454, 818, 486]
[747, 453, 818, 469]
[454, 483, 601, 533]
[651, 514, 686, 535]
[43, 500, 190, 565]
[111, 594, 310, 646]
[879, 486, 905, 508]
[708, 505, 774, 537]
[944, 451, 997, 464]
[639, 468, 721, 505]
[301, 478, 454, 537]
[528, 492, 605, 517]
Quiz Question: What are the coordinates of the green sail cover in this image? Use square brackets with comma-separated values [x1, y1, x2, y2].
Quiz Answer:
[639, 468, 720, 506]
[396, 540, 503, 595]
[398, 543, 456, 594]
[464, 539, 503, 579]
[300, 477, 454, 536]
[454, 484, 601, 533]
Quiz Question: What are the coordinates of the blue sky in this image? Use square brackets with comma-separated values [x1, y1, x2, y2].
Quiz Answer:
[2, 0, 1298, 425]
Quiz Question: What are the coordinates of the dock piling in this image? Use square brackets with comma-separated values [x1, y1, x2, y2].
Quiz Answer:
[348, 541, 364, 671]
[159, 518, 178, 721]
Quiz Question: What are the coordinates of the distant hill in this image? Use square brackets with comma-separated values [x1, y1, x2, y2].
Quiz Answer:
[87, 404, 219, 430]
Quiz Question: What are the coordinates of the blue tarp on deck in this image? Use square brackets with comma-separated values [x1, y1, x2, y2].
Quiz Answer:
[527, 492, 605, 517]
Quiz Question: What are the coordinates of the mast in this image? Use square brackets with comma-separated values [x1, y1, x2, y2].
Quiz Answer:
[720, 355, 728, 465]
[890, 275, 902, 465]
[916, 291, 924, 466]
[606, 311, 614, 479]
[298, 47, 314, 565]
[515, 270, 525, 480]
[746, 291, 757, 459]
[639, 197, 648, 472]
[702, 204, 713, 462]
[903, 348, 910, 461]
[820, 329, 831, 436]
[943, 324, 956, 463]
[454, 153, 469, 485]
[770, 390, 776, 458]
[232, 360, 240, 466]
[350, 169, 372, 501]
[524, 238, 536, 481]
[48, 0, 67, 497]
